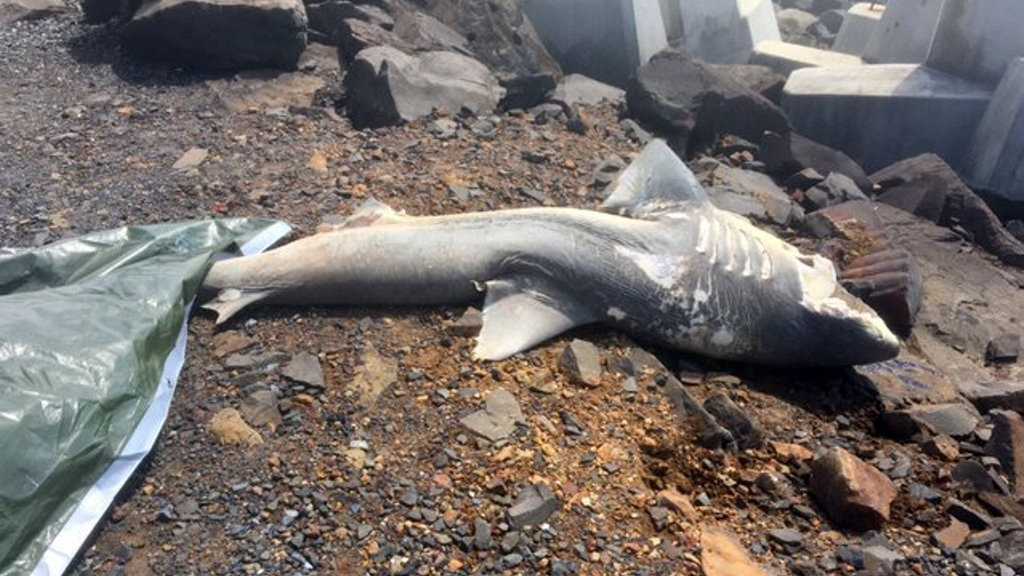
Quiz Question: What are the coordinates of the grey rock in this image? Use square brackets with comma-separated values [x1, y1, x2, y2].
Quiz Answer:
[987, 410, 1024, 499]
[122, 0, 307, 70]
[241, 389, 283, 430]
[560, 339, 602, 388]
[0, 0, 67, 23]
[769, 528, 804, 547]
[448, 307, 483, 337]
[473, 517, 492, 550]
[460, 388, 524, 442]
[878, 403, 981, 440]
[709, 63, 786, 104]
[762, 131, 872, 194]
[305, 0, 392, 43]
[281, 352, 326, 390]
[863, 545, 905, 575]
[996, 531, 1024, 569]
[804, 172, 868, 210]
[697, 158, 800, 226]
[987, 334, 1021, 363]
[345, 46, 504, 128]
[947, 499, 993, 530]
[508, 484, 559, 528]
[552, 74, 625, 107]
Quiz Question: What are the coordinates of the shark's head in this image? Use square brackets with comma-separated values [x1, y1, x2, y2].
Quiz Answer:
[793, 253, 901, 366]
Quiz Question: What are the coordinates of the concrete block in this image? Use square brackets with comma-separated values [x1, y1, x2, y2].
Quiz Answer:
[862, 0, 947, 65]
[749, 40, 862, 76]
[833, 2, 884, 56]
[965, 58, 1024, 201]
[523, 0, 667, 88]
[927, 0, 1024, 86]
[783, 64, 992, 173]
[674, 0, 781, 64]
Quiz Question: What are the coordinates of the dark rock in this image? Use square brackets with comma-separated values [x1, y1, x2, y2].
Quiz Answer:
[952, 461, 997, 493]
[863, 545, 905, 574]
[997, 531, 1024, 569]
[948, 499, 993, 530]
[804, 172, 868, 210]
[878, 403, 980, 440]
[626, 49, 791, 150]
[702, 393, 765, 450]
[344, 46, 504, 128]
[305, 0, 392, 43]
[810, 447, 897, 531]
[811, 0, 849, 14]
[873, 154, 1024, 267]
[473, 517, 492, 550]
[122, 0, 307, 71]
[416, 0, 562, 110]
[818, 9, 845, 33]
[0, 0, 67, 23]
[508, 484, 559, 528]
[81, 0, 137, 23]
[337, 17, 411, 62]
[839, 246, 922, 337]
[987, 334, 1021, 363]
[786, 167, 825, 190]
[762, 131, 872, 194]
[987, 410, 1024, 499]
[769, 528, 804, 547]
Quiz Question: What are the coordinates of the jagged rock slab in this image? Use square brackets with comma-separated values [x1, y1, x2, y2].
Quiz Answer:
[627, 49, 790, 149]
[762, 131, 872, 193]
[674, 0, 781, 65]
[750, 40, 862, 76]
[522, 0, 667, 88]
[305, 0, 392, 44]
[832, 2, 883, 56]
[122, 0, 308, 71]
[345, 46, 504, 128]
[965, 58, 1024, 202]
[783, 64, 992, 173]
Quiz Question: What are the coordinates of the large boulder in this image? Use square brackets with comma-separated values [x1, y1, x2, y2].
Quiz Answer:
[305, 0, 393, 45]
[873, 154, 1024, 268]
[626, 49, 790, 152]
[345, 45, 504, 127]
[336, 8, 469, 64]
[122, 0, 308, 71]
[413, 0, 562, 109]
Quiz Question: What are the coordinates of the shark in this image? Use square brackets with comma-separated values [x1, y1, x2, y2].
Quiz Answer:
[201, 140, 900, 366]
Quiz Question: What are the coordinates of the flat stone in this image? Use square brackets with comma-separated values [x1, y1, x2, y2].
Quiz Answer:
[508, 484, 560, 528]
[878, 403, 980, 440]
[997, 531, 1024, 569]
[863, 545, 905, 574]
[768, 528, 803, 547]
[460, 389, 525, 442]
[658, 488, 697, 520]
[560, 339, 602, 388]
[675, 0, 781, 65]
[933, 518, 971, 551]
[750, 40, 863, 76]
[551, 74, 626, 106]
[172, 147, 208, 171]
[987, 410, 1024, 499]
[700, 527, 770, 576]
[697, 158, 800, 226]
[833, 2, 884, 56]
[281, 352, 326, 390]
[207, 70, 325, 114]
[783, 64, 992, 173]
[349, 345, 397, 407]
[473, 517, 493, 550]
[810, 447, 897, 531]
[523, 0, 667, 88]
[240, 389, 283, 432]
[948, 499, 993, 530]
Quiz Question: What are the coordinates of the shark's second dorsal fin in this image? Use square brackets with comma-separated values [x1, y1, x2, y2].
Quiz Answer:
[601, 140, 708, 219]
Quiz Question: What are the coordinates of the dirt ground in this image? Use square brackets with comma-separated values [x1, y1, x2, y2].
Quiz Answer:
[0, 14, 989, 576]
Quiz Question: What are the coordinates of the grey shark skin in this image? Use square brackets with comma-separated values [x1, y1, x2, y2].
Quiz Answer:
[202, 140, 900, 366]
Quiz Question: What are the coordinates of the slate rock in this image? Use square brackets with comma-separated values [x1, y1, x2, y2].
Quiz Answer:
[700, 528, 770, 576]
[305, 0, 393, 44]
[762, 131, 872, 194]
[473, 517, 492, 550]
[933, 518, 970, 551]
[696, 158, 801, 226]
[863, 545, 905, 575]
[122, 0, 308, 70]
[460, 388, 524, 442]
[336, 17, 411, 62]
[997, 531, 1024, 569]
[626, 49, 791, 150]
[878, 403, 980, 440]
[281, 351, 326, 390]
[241, 389, 283, 431]
[709, 63, 786, 104]
[508, 484, 559, 528]
[838, 244, 922, 337]
[810, 447, 897, 531]
[987, 334, 1021, 363]
[702, 393, 765, 450]
[987, 410, 1024, 499]
[948, 499, 993, 530]
[873, 154, 1024, 267]
[552, 74, 625, 107]
[345, 46, 504, 128]
[804, 172, 868, 210]
[922, 434, 960, 462]
[768, 528, 803, 547]
[952, 461, 998, 493]
[560, 339, 602, 388]
[415, 0, 562, 110]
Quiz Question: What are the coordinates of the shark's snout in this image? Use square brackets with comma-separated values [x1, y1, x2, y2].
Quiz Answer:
[806, 287, 901, 366]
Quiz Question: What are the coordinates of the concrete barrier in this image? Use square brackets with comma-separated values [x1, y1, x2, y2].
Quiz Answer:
[862, 0, 947, 64]
[927, 0, 1024, 86]
[833, 3, 885, 56]
[674, 0, 780, 64]
[965, 58, 1024, 201]
[750, 40, 862, 76]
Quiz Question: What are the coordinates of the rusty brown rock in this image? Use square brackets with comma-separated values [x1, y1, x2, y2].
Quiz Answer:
[701, 528, 770, 576]
[810, 447, 897, 531]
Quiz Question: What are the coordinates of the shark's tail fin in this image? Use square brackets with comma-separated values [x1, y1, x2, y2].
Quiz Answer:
[201, 288, 273, 325]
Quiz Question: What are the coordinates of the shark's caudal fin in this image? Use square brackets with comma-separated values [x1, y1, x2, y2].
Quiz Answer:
[201, 288, 273, 325]
[601, 139, 708, 219]
[473, 277, 597, 361]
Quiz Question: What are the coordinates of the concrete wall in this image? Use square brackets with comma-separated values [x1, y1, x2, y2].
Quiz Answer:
[677, 0, 780, 64]
[966, 58, 1024, 200]
[862, 0, 947, 64]
[832, 3, 884, 56]
[523, 0, 667, 87]
[927, 0, 1024, 86]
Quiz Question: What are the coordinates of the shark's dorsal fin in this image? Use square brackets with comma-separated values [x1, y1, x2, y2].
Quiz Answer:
[474, 277, 597, 361]
[601, 139, 707, 219]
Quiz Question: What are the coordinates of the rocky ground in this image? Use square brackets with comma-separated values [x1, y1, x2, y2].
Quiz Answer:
[4, 11, 1024, 576]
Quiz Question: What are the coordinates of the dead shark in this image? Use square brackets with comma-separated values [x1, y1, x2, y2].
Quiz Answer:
[201, 140, 900, 366]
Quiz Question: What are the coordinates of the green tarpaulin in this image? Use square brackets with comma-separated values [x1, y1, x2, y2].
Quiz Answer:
[0, 219, 290, 575]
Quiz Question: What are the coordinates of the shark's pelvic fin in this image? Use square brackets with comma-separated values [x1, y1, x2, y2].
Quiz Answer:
[601, 139, 708, 219]
[473, 277, 597, 361]
[201, 288, 273, 325]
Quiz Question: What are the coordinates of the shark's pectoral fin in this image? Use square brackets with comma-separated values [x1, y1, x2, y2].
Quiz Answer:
[201, 288, 273, 325]
[473, 278, 597, 361]
[601, 139, 708, 219]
